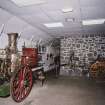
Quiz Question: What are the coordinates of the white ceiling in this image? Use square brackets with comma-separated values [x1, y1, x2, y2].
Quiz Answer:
[0, 0, 105, 40]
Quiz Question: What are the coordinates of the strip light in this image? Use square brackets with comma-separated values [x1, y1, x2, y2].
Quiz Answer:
[82, 19, 105, 25]
[62, 8, 73, 13]
[44, 22, 64, 28]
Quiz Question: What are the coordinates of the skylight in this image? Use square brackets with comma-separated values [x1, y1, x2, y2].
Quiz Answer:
[82, 19, 105, 25]
[11, 0, 46, 7]
[44, 22, 64, 28]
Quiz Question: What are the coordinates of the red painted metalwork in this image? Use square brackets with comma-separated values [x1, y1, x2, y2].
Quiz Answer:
[21, 48, 38, 68]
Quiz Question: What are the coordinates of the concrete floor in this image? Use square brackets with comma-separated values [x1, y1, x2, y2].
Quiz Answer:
[0, 76, 105, 105]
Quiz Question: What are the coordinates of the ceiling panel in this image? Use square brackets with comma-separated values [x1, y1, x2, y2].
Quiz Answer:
[40, 0, 80, 11]
[0, 0, 105, 38]
[80, 0, 105, 7]
[81, 6, 105, 19]
[3, 15, 51, 40]
[44, 9, 81, 22]
[17, 5, 42, 15]
[63, 22, 82, 28]
[82, 25, 105, 33]
[19, 16, 54, 37]
[0, 8, 13, 25]
[4, 16, 31, 33]
[21, 13, 52, 23]
[47, 27, 82, 35]
[20, 24, 52, 40]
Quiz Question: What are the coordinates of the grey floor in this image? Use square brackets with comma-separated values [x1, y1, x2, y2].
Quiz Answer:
[0, 76, 105, 105]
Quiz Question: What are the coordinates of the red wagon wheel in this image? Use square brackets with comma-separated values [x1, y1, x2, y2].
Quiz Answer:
[10, 66, 33, 102]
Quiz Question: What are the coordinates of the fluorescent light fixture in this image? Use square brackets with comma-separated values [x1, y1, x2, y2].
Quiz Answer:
[11, 0, 46, 7]
[44, 22, 64, 28]
[62, 8, 73, 13]
[82, 19, 105, 25]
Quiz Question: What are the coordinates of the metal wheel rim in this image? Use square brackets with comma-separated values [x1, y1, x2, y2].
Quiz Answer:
[11, 66, 33, 102]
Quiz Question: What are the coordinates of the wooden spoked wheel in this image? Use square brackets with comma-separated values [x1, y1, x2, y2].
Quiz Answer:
[11, 66, 33, 102]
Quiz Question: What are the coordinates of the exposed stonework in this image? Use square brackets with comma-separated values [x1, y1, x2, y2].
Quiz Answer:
[60, 34, 105, 76]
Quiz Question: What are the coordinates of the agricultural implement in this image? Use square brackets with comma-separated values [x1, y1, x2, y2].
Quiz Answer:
[90, 57, 105, 80]
[0, 33, 38, 102]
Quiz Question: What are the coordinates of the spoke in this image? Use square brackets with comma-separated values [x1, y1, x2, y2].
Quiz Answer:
[21, 86, 25, 99]
[14, 83, 22, 94]
[20, 87, 24, 99]
[18, 69, 24, 81]
[15, 88, 21, 100]
[13, 81, 19, 88]
[16, 85, 23, 101]
[23, 67, 30, 79]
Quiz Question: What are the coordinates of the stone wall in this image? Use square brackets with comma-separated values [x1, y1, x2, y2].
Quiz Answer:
[60, 34, 105, 76]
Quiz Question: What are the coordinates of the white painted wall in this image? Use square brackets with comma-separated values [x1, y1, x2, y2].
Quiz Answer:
[0, 8, 53, 52]
[0, 33, 8, 49]
[0, 33, 34, 51]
